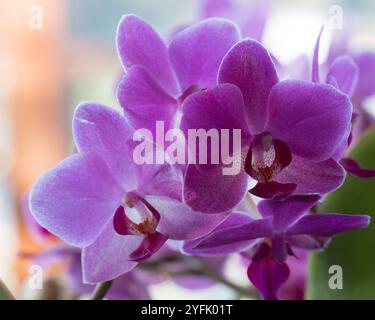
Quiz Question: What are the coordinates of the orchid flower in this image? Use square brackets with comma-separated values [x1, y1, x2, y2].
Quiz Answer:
[116, 14, 241, 134]
[184, 195, 370, 299]
[181, 39, 352, 213]
[199, 0, 270, 41]
[23, 198, 150, 299]
[29, 103, 226, 283]
[287, 27, 375, 140]
[312, 28, 375, 178]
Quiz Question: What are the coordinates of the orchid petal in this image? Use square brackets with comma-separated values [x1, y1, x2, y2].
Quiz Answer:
[249, 181, 297, 199]
[129, 232, 168, 262]
[267, 80, 352, 161]
[183, 164, 248, 214]
[274, 156, 345, 195]
[73, 102, 136, 190]
[326, 55, 359, 96]
[247, 258, 290, 300]
[354, 52, 375, 98]
[287, 213, 370, 237]
[117, 15, 178, 96]
[258, 195, 320, 231]
[146, 195, 226, 240]
[169, 18, 240, 92]
[340, 158, 375, 178]
[117, 66, 177, 133]
[29, 153, 123, 247]
[82, 221, 142, 283]
[183, 212, 257, 256]
[193, 217, 273, 249]
[219, 39, 278, 134]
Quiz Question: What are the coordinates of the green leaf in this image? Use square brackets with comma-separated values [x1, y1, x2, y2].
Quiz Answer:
[307, 126, 375, 299]
[0, 279, 14, 300]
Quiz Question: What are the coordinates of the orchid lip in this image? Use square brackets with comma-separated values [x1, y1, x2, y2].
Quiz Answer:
[245, 132, 292, 183]
[113, 197, 167, 262]
[113, 196, 160, 237]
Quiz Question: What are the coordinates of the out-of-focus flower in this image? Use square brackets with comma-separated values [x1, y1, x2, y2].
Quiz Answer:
[32, 245, 150, 300]
[199, 0, 270, 41]
[116, 14, 241, 134]
[29, 103, 226, 283]
[312, 29, 375, 178]
[287, 27, 375, 140]
[181, 39, 352, 212]
[184, 195, 370, 299]
[327, 29, 375, 112]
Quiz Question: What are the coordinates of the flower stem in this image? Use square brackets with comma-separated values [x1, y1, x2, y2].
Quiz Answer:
[140, 255, 259, 299]
[91, 280, 113, 300]
[0, 278, 15, 300]
[200, 266, 259, 299]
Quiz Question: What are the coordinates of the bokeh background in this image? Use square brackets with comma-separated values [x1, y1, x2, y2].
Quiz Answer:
[0, 0, 374, 299]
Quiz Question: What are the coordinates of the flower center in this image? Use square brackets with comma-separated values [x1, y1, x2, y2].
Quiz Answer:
[113, 194, 159, 237]
[178, 85, 201, 104]
[245, 133, 292, 183]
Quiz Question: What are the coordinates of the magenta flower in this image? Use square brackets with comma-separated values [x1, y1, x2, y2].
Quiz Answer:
[304, 28, 375, 139]
[246, 250, 290, 300]
[29, 103, 226, 283]
[312, 30, 375, 178]
[190, 195, 369, 260]
[199, 0, 270, 41]
[327, 54, 375, 177]
[116, 14, 241, 134]
[327, 29, 375, 105]
[184, 195, 370, 299]
[181, 39, 352, 213]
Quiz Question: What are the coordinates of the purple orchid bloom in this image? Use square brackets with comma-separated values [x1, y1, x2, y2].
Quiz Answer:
[329, 55, 375, 177]
[312, 30, 358, 98]
[116, 14, 241, 134]
[184, 195, 370, 299]
[242, 246, 307, 300]
[327, 28, 375, 107]
[199, 0, 270, 41]
[181, 38, 352, 213]
[246, 247, 290, 300]
[312, 29, 375, 178]
[29, 102, 226, 283]
[299, 27, 375, 140]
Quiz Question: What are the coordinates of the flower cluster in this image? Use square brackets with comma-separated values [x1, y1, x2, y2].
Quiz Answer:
[28, 4, 374, 300]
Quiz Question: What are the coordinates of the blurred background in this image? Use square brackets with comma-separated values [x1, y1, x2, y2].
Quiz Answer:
[0, 0, 374, 299]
